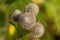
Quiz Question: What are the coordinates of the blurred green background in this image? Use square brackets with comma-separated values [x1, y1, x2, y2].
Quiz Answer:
[0, 0, 60, 40]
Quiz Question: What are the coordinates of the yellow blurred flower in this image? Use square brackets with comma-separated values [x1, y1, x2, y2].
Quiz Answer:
[8, 24, 16, 36]
[32, 0, 45, 4]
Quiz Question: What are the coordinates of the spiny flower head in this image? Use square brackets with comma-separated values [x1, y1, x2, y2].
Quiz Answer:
[31, 22, 45, 38]
[19, 12, 36, 30]
[25, 3, 39, 16]
[11, 9, 22, 22]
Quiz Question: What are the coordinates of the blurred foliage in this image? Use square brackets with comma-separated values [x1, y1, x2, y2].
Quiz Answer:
[0, 0, 60, 40]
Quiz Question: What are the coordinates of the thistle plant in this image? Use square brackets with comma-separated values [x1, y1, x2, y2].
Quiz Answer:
[10, 3, 45, 40]
[0, 0, 60, 40]
[19, 3, 45, 40]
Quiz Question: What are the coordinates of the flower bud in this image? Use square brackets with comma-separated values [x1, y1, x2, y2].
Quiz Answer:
[25, 3, 39, 16]
[19, 12, 36, 30]
[11, 9, 22, 22]
[31, 22, 45, 38]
